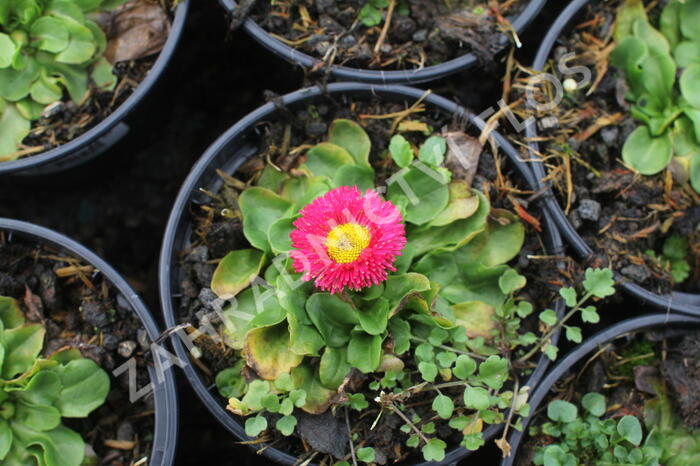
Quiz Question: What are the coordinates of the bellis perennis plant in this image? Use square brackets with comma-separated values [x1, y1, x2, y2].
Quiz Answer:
[0, 296, 110, 466]
[204, 118, 615, 463]
[0, 0, 127, 159]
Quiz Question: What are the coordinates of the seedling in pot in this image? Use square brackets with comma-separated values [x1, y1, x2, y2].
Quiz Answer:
[645, 235, 691, 284]
[201, 118, 615, 463]
[611, 0, 700, 193]
[0, 296, 110, 466]
[0, 0, 128, 160]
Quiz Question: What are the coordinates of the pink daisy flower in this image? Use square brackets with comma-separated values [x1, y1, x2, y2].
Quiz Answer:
[289, 186, 407, 294]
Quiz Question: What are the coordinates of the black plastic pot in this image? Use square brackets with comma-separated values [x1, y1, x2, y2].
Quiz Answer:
[159, 82, 565, 465]
[0, 0, 190, 177]
[501, 312, 700, 466]
[0, 218, 179, 466]
[218, 0, 547, 84]
[525, 0, 700, 316]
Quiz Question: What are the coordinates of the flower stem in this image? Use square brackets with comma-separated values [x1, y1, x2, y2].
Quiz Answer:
[409, 336, 487, 360]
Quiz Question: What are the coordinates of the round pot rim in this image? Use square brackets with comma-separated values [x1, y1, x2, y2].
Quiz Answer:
[219, 0, 547, 84]
[0, 0, 190, 176]
[502, 312, 700, 466]
[158, 82, 565, 466]
[0, 217, 179, 466]
[524, 0, 700, 316]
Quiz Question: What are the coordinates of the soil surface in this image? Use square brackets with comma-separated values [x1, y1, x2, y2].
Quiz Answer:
[508, 0, 700, 295]
[252, 0, 525, 72]
[516, 328, 700, 465]
[0, 2, 590, 465]
[173, 93, 564, 464]
[0, 234, 155, 465]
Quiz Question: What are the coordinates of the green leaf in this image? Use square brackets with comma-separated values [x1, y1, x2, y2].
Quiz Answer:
[429, 182, 480, 227]
[383, 273, 431, 313]
[13, 370, 61, 407]
[359, 3, 381, 26]
[333, 164, 375, 191]
[29, 70, 62, 105]
[215, 362, 246, 399]
[452, 301, 496, 340]
[0, 296, 25, 329]
[661, 1, 682, 48]
[276, 415, 297, 436]
[611, 36, 648, 97]
[418, 361, 438, 382]
[565, 326, 582, 343]
[617, 415, 643, 446]
[210, 249, 265, 300]
[3, 324, 45, 379]
[306, 293, 358, 347]
[0, 57, 39, 101]
[51, 358, 109, 418]
[319, 346, 350, 389]
[680, 0, 700, 41]
[498, 269, 527, 295]
[387, 164, 449, 225]
[239, 187, 292, 253]
[304, 142, 355, 178]
[663, 235, 688, 261]
[245, 415, 268, 437]
[12, 423, 85, 466]
[623, 126, 673, 175]
[581, 392, 606, 417]
[29, 17, 69, 53]
[674, 40, 700, 67]
[539, 309, 557, 326]
[691, 145, 700, 193]
[544, 343, 558, 361]
[388, 318, 411, 354]
[389, 134, 413, 168]
[614, 0, 648, 41]
[0, 33, 17, 68]
[436, 351, 456, 368]
[547, 399, 577, 423]
[328, 119, 371, 166]
[0, 419, 11, 460]
[559, 287, 577, 307]
[463, 386, 491, 410]
[245, 322, 303, 380]
[291, 363, 335, 414]
[441, 263, 509, 308]
[15, 98, 44, 120]
[355, 298, 390, 335]
[453, 354, 477, 380]
[432, 394, 454, 419]
[266, 216, 295, 254]
[347, 331, 382, 373]
[422, 438, 446, 462]
[632, 17, 671, 58]
[680, 64, 700, 109]
[54, 20, 96, 64]
[581, 305, 600, 323]
[36, 52, 87, 103]
[14, 401, 61, 431]
[418, 135, 446, 166]
[90, 56, 116, 90]
[357, 446, 376, 463]
[582, 268, 615, 298]
[478, 355, 508, 390]
[348, 393, 368, 411]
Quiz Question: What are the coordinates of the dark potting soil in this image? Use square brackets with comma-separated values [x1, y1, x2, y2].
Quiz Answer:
[173, 95, 564, 464]
[0, 233, 156, 465]
[251, 0, 525, 72]
[15, 0, 173, 160]
[510, 0, 700, 295]
[515, 328, 700, 466]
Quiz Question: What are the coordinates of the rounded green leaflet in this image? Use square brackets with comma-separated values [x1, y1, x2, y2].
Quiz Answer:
[0, 58, 40, 102]
[328, 119, 371, 166]
[610, 36, 648, 97]
[0, 33, 16, 68]
[617, 415, 643, 446]
[54, 19, 96, 65]
[347, 331, 382, 373]
[245, 322, 303, 381]
[52, 358, 109, 418]
[581, 392, 606, 417]
[463, 386, 490, 410]
[90, 57, 116, 91]
[210, 249, 265, 300]
[680, 64, 700, 109]
[239, 187, 292, 253]
[674, 41, 700, 68]
[245, 415, 267, 437]
[305, 293, 358, 348]
[304, 142, 355, 179]
[680, 0, 700, 41]
[387, 164, 449, 225]
[547, 399, 578, 423]
[29, 70, 62, 105]
[3, 324, 45, 379]
[318, 346, 350, 390]
[622, 126, 673, 175]
[661, 1, 681, 49]
[389, 134, 414, 168]
[355, 297, 390, 335]
[418, 135, 447, 166]
[268, 217, 295, 254]
[29, 17, 69, 53]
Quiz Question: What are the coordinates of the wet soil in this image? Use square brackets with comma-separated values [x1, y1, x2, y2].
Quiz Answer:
[509, 0, 700, 295]
[516, 327, 700, 465]
[173, 94, 564, 464]
[252, 0, 525, 72]
[0, 233, 155, 465]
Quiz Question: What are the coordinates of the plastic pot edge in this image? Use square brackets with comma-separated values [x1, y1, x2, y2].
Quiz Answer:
[158, 82, 565, 466]
[0, 218, 179, 466]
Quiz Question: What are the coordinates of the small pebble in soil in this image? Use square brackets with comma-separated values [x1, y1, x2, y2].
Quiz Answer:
[117, 421, 134, 441]
[339, 34, 357, 48]
[538, 116, 559, 131]
[576, 199, 602, 222]
[306, 121, 328, 138]
[118, 340, 138, 358]
[81, 301, 110, 328]
[315, 0, 338, 15]
[600, 126, 619, 147]
[620, 264, 652, 283]
[391, 15, 416, 42]
[104, 334, 119, 351]
[198, 288, 225, 313]
[412, 29, 428, 42]
[568, 210, 583, 230]
[137, 329, 150, 351]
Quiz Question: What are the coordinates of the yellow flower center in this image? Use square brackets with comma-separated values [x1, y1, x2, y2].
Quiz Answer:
[325, 223, 371, 264]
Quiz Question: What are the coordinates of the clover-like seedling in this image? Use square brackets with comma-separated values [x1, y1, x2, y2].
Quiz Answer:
[0, 296, 110, 466]
[611, 0, 700, 193]
[533, 393, 660, 466]
[645, 235, 691, 284]
[0, 0, 128, 159]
